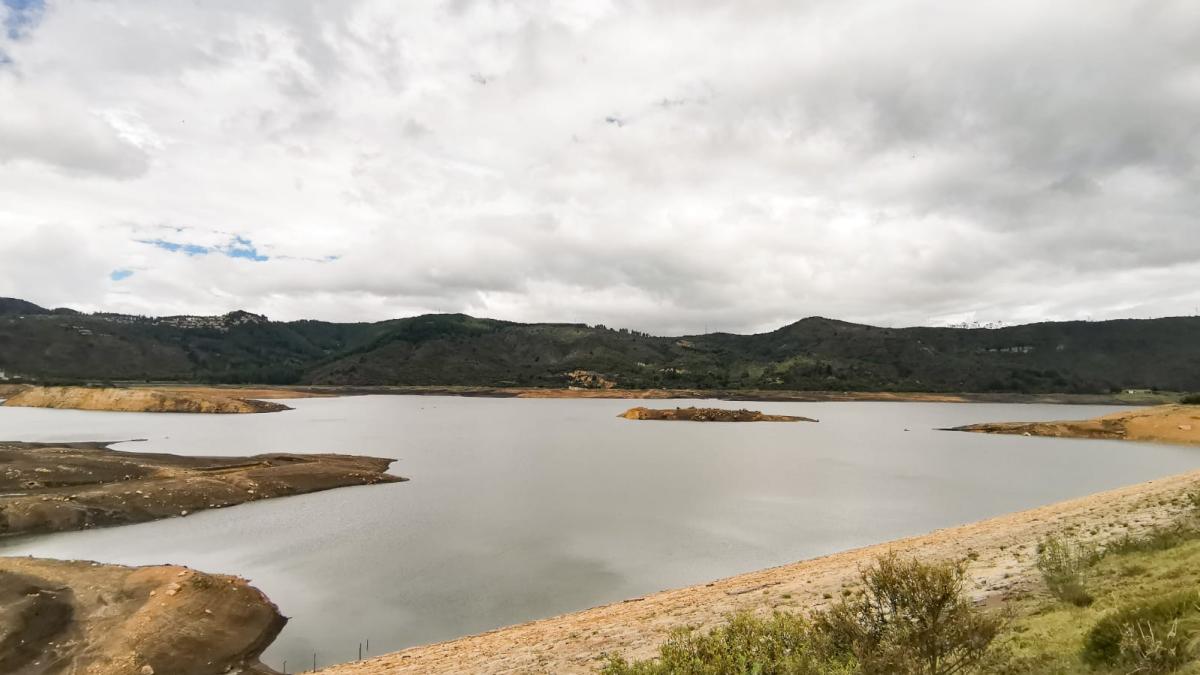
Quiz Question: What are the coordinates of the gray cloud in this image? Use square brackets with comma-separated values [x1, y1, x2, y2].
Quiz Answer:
[0, 0, 1197, 334]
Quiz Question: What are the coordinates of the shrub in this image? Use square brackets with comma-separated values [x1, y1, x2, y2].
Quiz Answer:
[599, 612, 847, 675]
[1180, 394, 1200, 405]
[1118, 619, 1188, 674]
[603, 556, 999, 675]
[1105, 524, 1197, 557]
[814, 555, 1000, 675]
[1083, 590, 1200, 669]
[1035, 536, 1098, 606]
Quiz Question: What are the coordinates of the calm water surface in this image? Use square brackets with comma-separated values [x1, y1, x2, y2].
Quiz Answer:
[1, 396, 1197, 669]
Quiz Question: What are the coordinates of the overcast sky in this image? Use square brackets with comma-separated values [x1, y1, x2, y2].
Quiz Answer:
[1, 0, 1198, 335]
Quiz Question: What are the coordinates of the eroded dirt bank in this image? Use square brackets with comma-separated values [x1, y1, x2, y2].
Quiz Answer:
[0, 441, 402, 537]
[948, 404, 1200, 446]
[618, 406, 817, 422]
[2, 386, 291, 413]
[0, 556, 284, 675]
[321, 469, 1200, 675]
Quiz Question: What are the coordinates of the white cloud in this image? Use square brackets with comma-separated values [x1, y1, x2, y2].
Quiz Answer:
[0, 0, 1197, 334]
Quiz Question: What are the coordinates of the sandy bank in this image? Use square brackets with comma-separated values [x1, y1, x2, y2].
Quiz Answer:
[618, 406, 817, 422]
[321, 469, 1200, 675]
[948, 404, 1200, 446]
[0, 441, 402, 537]
[2, 385, 292, 413]
[0, 556, 283, 674]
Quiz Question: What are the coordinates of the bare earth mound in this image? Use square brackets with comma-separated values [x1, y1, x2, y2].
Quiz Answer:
[0, 556, 283, 675]
[1, 386, 291, 414]
[618, 406, 817, 422]
[0, 441, 402, 537]
[946, 404, 1200, 445]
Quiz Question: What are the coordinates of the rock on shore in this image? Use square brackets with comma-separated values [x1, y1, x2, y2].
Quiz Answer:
[0, 556, 284, 675]
[618, 406, 817, 422]
[1, 385, 291, 413]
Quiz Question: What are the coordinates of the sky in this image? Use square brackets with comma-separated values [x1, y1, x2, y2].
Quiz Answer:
[0, 0, 1198, 335]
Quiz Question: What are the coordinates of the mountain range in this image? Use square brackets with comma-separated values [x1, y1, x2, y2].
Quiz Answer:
[2, 297, 1198, 393]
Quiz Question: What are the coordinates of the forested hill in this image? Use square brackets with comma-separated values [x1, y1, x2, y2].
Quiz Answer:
[1, 297, 1198, 393]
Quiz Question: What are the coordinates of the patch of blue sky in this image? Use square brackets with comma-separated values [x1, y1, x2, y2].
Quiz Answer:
[223, 236, 268, 261]
[140, 239, 212, 256]
[138, 236, 270, 262]
[3, 0, 44, 39]
[109, 269, 134, 281]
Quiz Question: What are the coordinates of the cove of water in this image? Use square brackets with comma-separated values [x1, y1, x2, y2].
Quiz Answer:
[1, 396, 1196, 669]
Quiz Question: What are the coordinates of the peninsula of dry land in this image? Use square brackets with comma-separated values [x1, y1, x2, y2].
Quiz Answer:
[948, 403, 1200, 446]
[0, 441, 401, 537]
[1, 385, 291, 413]
[618, 406, 817, 422]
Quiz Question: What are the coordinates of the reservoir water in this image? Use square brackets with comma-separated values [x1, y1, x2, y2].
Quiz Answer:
[1, 396, 1197, 669]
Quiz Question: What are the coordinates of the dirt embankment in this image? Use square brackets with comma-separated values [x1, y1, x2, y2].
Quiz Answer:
[0, 556, 284, 675]
[618, 406, 817, 422]
[2, 386, 291, 413]
[0, 441, 402, 537]
[947, 404, 1200, 446]
[322, 469, 1200, 675]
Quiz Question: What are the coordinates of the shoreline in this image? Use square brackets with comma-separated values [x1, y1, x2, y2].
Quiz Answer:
[322, 467, 1200, 674]
[97, 383, 1177, 406]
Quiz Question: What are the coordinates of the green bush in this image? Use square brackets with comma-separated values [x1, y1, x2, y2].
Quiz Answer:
[1105, 524, 1198, 557]
[602, 556, 1000, 675]
[600, 612, 848, 675]
[1083, 590, 1200, 670]
[1180, 394, 1200, 405]
[815, 555, 1000, 674]
[1035, 536, 1098, 606]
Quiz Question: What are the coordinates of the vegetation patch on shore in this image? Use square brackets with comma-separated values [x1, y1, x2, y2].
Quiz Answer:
[618, 406, 817, 422]
[2, 385, 291, 413]
[0, 441, 402, 537]
[601, 491, 1200, 675]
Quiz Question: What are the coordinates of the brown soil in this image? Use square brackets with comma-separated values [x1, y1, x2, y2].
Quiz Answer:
[0, 441, 402, 537]
[0, 556, 284, 675]
[2, 386, 291, 413]
[321, 468, 1200, 674]
[948, 404, 1200, 446]
[618, 406, 817, 422]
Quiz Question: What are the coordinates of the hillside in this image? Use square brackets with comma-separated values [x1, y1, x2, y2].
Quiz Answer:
[2, 297, 1199, 393]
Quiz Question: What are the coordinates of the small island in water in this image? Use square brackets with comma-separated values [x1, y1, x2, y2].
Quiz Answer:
[1, 385, 292, 414]
[618, 406, 817, 422]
